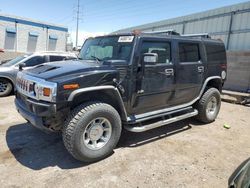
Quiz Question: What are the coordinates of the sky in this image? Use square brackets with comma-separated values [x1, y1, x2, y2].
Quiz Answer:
[0, 0, 248, 45]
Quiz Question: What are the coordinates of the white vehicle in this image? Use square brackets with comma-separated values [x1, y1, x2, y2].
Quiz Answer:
[0, 51, 77, 97]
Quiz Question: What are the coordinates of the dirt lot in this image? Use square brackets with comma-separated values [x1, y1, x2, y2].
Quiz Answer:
[0, 96, 249, 188]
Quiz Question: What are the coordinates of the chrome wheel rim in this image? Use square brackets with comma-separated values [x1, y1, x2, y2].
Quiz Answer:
[83, 117, 112, 150]
[0, 81, 8, 93]
[206, 96, 217, 118]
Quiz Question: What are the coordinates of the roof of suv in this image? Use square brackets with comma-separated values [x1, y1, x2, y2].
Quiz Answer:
[103, 32, 223, 44]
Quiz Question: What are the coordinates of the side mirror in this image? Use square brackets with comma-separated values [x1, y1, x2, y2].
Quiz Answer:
[143, 53, 158, 65]
[229, 158, 250, 187]
[19, 62, 26, 71]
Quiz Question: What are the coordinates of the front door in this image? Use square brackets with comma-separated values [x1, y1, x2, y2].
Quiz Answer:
[132, 39, 176, 114]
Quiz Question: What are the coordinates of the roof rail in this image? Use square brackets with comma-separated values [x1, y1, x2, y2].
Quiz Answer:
[181, 33, 211, 38]
[143, 29, 180, 36]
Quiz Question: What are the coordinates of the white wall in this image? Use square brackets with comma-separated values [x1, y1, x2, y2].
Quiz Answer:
[0, 19, 67, 53]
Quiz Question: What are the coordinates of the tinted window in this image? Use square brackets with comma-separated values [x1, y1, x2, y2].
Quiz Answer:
[179, 43, 200, 62]
[141, 41, 171, 64]
[50, 56, 65, 62]
[1, 55, 29, 67]
[205, 44, 226, 62]
[79, 36, 134, 61]
[25, 56, 45, 67]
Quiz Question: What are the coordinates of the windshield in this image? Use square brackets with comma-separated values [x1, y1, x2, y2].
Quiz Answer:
[1, 55, 28, 67]
[78, 36, 134, 62]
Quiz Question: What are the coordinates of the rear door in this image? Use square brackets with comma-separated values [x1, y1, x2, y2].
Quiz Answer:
[175, 41, 205, 105]
[132, 38, 176, 114]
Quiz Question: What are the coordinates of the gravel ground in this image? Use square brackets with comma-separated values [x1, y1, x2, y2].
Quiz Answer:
[0, 96, 249, 188]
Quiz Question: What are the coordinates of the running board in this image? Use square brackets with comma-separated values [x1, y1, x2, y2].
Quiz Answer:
[124, 109, 198, 133]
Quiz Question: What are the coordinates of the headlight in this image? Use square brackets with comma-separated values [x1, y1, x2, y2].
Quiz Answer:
[35, 83, 57, 102]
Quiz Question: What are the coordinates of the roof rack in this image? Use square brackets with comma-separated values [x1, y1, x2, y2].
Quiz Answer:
[181, 33, 211, 38]
[143, 29, 180, 36]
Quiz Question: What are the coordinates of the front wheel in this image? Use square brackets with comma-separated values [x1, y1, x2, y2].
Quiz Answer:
[62, 102, 122, 162]
[195, 87, 221, 123]
[0, 78, 13, 97]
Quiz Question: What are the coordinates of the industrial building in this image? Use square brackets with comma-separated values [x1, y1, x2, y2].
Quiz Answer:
[0, 13, 68, 53]
[116, 1, 250, 51]
[116, 1, 250, 93]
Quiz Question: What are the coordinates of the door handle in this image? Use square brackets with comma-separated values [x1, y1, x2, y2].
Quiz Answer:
[165, 69, 174, 76]
[137, 89, 144, 94]
[198, 66, 204, 73]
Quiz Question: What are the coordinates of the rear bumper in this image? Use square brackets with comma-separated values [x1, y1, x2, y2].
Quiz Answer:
[15, 97, 55, 132]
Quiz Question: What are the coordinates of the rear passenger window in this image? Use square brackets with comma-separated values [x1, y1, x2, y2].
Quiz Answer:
[179, 43, 200, 62]
[205, 44, 226, 62]
[141, 41, 171, 64]
[50, 56, 65, 62]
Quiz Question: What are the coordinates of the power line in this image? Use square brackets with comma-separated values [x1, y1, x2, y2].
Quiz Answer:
[76, 0, 80, 47]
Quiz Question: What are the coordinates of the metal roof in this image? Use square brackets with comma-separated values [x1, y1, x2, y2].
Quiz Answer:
[0, 13, 68, 32]
[115, 1, 250, 33]
[115, 1, 250, 51]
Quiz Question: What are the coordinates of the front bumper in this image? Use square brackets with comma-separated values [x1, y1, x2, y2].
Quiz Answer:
[15, 94, 57, 132]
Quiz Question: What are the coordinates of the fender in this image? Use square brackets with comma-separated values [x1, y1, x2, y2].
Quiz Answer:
[68, 85, 128, 121]
[198, 76, 222, 99]
[0, 74, 15, 87]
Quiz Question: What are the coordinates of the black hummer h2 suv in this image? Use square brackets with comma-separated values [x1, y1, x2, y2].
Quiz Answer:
[15, 31, 227, 162]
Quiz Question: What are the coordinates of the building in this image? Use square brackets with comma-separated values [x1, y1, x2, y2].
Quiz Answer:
[0, 13, 68, 53]
[116, 1, 250, 51]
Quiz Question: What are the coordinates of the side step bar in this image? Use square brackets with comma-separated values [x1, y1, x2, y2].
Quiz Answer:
[124, 109, 198, 133]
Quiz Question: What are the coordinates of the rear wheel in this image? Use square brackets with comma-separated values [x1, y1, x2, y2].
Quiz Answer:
[62, 102, 122, 162]
[0, 78, 13, 97]
[195, 87, 221, 123]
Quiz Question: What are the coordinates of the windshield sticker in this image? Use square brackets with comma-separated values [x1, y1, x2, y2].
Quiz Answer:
[118, 36, 134, 43]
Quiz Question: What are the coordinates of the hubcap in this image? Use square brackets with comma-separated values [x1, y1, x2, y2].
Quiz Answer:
[83, 117, 112, 150]
[206, 96, 217, 117]
[0, 81, 8, 93]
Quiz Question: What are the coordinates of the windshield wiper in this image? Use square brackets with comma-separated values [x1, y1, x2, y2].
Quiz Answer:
[91, 55, 101, 64]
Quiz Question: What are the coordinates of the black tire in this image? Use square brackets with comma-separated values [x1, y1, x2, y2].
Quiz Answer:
[195, 87, 221, 123]
[0, 78, 13, 97]
[62, 102, 122, 162]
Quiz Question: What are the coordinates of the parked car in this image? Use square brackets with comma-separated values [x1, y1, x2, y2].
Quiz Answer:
[0, 49, 4, 65]
[0, 59, 13, 65]
[229, 158, 250, 188]
[0, 51, 77, 97]
[15, 31, 227, 162]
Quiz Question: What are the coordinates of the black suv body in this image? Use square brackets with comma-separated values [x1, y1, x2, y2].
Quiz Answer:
[15, 32, 227, 162]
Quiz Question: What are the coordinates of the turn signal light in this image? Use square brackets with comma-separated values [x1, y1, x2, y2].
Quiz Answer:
[43, 88, 51, 97]
[63, 84, 80, 90]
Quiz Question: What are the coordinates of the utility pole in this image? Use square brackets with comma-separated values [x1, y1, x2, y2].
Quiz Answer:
[76, 0, 80, 47]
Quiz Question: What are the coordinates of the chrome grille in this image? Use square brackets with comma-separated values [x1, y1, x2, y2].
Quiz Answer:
[16, 72, 57, 102]
[16, 76, 36, 97]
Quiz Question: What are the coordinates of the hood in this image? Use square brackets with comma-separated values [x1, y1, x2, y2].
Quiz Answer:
[24, 60, 116, 81]
[0, 66, 13, 72]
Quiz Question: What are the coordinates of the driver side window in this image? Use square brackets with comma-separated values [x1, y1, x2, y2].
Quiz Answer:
[141, 41, 171, 64]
